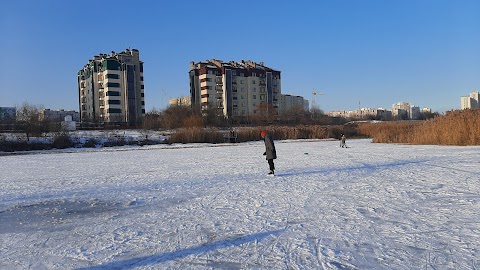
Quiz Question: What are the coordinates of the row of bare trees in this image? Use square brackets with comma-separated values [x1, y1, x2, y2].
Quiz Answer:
[0, 103, 66, 141]
[141, 103, 345, 131]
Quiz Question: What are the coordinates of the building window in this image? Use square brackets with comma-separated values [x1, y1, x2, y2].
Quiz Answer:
[106, 82, 120, 87]
[241, 87, 245, 92]
[106, 74, 119, 79]
[253, 95, 257, 99]
[106, 91, 121, 96]
[107, 100, 121, 104]
[253, 87, 256, 92]
[252, 80, 255, 84]
[241, 80, 244, 84]
[107, 108, 122, 113]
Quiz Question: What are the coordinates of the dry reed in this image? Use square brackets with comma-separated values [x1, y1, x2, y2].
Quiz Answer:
[358, 109, 480, 145]
[168, 125, 360, 144]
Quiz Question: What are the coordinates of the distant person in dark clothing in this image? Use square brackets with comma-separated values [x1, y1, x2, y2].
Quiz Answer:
[340, 134, 346, 148]
[261, 131, 277, 175]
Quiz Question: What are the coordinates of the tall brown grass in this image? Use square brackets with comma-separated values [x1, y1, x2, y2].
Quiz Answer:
[167, 124, 361, 144]
[168, 127, 224, 144]
[358, 109, 480, 145]
[357, 121, 420, 143]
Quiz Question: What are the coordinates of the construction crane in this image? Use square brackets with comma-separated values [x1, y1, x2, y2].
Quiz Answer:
[311, 89, 325, 111]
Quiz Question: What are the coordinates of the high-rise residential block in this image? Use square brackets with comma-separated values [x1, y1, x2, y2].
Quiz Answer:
[78, 49, 145, 124]
[278, 94, 309, 114]
[189, 59, 281, 118]
[461, 91, 479, 110]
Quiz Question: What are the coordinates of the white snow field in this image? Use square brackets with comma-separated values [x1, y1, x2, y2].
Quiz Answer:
[1, 139, 479, 270]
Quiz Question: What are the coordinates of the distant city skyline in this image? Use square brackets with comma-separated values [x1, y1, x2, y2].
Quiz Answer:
[1, 0, 479, 113]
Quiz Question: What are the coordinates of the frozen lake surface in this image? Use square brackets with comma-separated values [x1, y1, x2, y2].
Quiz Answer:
[1, 139, 479, 269]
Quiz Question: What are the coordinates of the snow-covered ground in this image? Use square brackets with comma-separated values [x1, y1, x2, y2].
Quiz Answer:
[1, 139, 479, 269]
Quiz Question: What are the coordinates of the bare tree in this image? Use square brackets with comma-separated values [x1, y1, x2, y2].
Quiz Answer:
[251, 102, 278, 125]
[16, 102, 44, 141]
[161, 105, 196, 129]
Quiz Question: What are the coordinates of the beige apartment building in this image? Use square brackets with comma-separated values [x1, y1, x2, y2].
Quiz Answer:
[328, 108, 391, 120]
[189, 59, 281, 119]
[169, 96, 191, 107]
[78, 49, 145, 124]
[461, 91, 479, 109]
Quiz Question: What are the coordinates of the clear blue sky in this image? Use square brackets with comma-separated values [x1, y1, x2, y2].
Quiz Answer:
[1, 0, 479, 113]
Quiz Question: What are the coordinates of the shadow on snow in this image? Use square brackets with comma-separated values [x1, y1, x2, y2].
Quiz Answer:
[276, 159, 428, 177]
[76, 229, 285, 270]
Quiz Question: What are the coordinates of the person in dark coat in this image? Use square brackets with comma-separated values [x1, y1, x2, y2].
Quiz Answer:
[261, 131, 277, 175]
[340, 134, 346, 148]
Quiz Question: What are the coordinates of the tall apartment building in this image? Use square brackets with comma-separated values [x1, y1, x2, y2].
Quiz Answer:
[189, 59, 281, 118]
[78, 49, 145, 124]
[461, 91, 479, 109]
[278, 94, 309, 114]
[392, 102, 412, 119]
